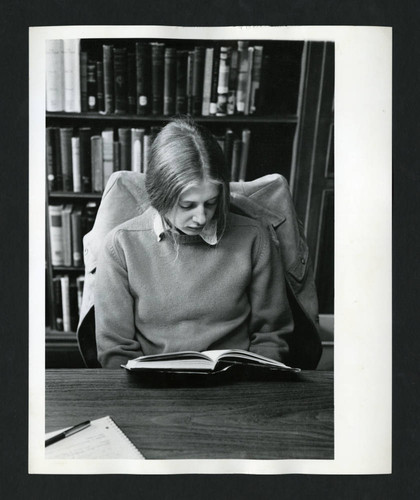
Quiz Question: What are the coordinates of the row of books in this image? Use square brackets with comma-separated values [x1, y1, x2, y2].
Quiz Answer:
[48, 202, 99, 267]
[47, 125, 251, 193]
[46, 39, 267, 117]
[51, 274, 84, 332]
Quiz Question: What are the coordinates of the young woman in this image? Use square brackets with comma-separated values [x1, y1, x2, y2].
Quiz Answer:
[94, 118, 294, 368]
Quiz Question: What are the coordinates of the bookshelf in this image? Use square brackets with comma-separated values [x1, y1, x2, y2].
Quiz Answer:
[45, 37, 334, 367]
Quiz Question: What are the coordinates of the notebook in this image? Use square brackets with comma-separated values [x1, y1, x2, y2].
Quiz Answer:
[45, 416, 145, 459]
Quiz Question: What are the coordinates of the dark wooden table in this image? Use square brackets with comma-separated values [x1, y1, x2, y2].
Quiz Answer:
[45, 369, 334, 459]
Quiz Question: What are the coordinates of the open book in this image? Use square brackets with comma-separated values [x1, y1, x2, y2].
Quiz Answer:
[123, 349, 300, 373]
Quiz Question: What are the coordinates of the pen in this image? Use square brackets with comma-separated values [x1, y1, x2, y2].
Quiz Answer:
[45, 420, 91, 447]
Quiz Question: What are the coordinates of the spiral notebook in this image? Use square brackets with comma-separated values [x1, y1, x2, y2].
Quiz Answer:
[45, 416, 145, 459]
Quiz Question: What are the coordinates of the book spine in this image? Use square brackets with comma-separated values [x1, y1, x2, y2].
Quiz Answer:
[151, 42, 165, 115]
[91, 135, 104, 192]
[135, 42, 150, 115]
[46, 127, 56, 191]
[235, 41, 249, 114]
[249, 46, 263, 115]
[113, 141, 120, 172]
[201, 47, 214, 116]
[113, 47, 128, 114]
[224, 128, 234, 177]
[192, 46, 205, 116]
[238, 128, 251, 181]
[87, 60, 97, 111]
[96, 61, 105, 112]
[71, 208, 83, 267]
[101, 129, 114, 188]
[59, 127, 73, 191]
[76, 275, 85, 315]
[52, 276, 63, 330]
[48, 205, 64, 266]
[79, 127, 92, 193]
[63, 39, 81, 113]
[209, 46, 220, 115]
[175, 50, 188, 114]
[244, 46, 254, 115]
[80, 50, 88, 112]
[103, 45, 114, 114]
[227, 48, 238, 115]
[61, 204, 73, 266]
[71, 137, 81, 192]
[127, 51, 136, 114]
[60, 275, 71, 332]
[216, 46, 231, 116]
[69, 278, 79, 332]
[230, 138, 242, 182]
[163, 47, 177, 116]
[131, 128, 144, 173]
[143, 133, 151, 173]
[52, 127, 63, 190]
[81, 202, 99, 236]
[118, 128, 131, 171]
[186, 50, 194, 115]
[45, 39, 64, 112]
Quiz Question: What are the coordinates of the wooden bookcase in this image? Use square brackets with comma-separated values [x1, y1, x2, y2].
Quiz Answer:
[45, 38, 334, 367]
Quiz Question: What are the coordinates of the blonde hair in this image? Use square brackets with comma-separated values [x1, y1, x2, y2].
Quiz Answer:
[145, 118, 230, 241]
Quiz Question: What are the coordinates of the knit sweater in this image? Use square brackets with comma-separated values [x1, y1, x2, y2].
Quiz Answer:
[94, 207, 294, 368]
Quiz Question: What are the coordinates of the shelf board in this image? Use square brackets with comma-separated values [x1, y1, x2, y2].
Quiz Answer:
[46, 328, 77, 343]
[46, 112, 299, 124]
[49, 192, 103, 200]
[53, 266, 84, 272]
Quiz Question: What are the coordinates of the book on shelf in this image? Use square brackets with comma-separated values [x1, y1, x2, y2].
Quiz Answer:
[127, 50, 136, 114]
[113, 47, 128, 114]
[244, 46, 254, 115]
[46, 127, 62, 192]
[76, 275, 85, 313]
[52, 276, 63, 331]
[249, 46, 263, 115]
[230, 138, 242, 182]
[123, 349, 300, 374]
[103, 44, 114, 114]
[191, 46, 205, 116]
[235, 41, 249, 114]
[209, 45, 220, 115]
[81, 201, 99, 236]
[61, 204, 73, 266]
[71, 207, 83, 268]
[86, 59, 97, 111]
[224, 128, 234, 175]
[186, 50, 194, 114]
[101, 128, 114, 187]
[238, 128, 251, 181]
[69, 278, 79, 331]
[143, 133, 152, 173]
[175, 50, 188, 114]
[163, 47, 176, 116]
[151, 42, 165, 115]
[45, 416, 144, 459]
[48, 205, 64, 266]
[71, 136, 81, 192]
[113, 141, 120, 172]
[45, 39, 64, 112]
[80, 50, 88, 112]
[227, 48, 238, 115]
[118, 127, 131, 171]
[60, 275, 71, 332]
[131, 128, 145, 173]
[201, 47, 214, 116]
[59, 128, 73, 191]
[79, 127, 92, 193]
[63, 39, 81, 113]
[96, 60, 105, 112]
[91, 135, 104, 193]
[135, 42, 151, 115]
[216, 46, 231, 116]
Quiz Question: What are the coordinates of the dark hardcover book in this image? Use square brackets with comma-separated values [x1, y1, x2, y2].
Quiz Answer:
[71, 207, 83, 267]
[69, 278, 79, 332]
[96, 60, 105, 112]
[49, 204, 64, 266]
[186, 50, 194, 115]
[52, 276, 63, 331]
[191, 46, 205, 116]
[224, 128, 234, 177]
[87, 60, 97, 111]
[227, 48, 238, 115]
[103, 44, 114, 114]
[135, 42, 151, 115]
[150, 125, 162, 144]
[79, 127, 92, 193]
[231, 138, 242, 182]
[238, 128, 251, 181]
[151, 42, 165, 115]
[175, 50, 188, 114]
[163, 47, 177, 116]
[113, 141, 120, 172]
[209, 45, 220, 115]
[91, 135, 103, 192]
[80, 51, 88, 112]
[46, 127, 62, 192]
[113, 47, 128, 114]
[61, 204, 73, 266]
[81, 201, 99, 237]
[118, 127, 131, 171]
[59, 127, 73, 191]
[127, 51, 136, 114]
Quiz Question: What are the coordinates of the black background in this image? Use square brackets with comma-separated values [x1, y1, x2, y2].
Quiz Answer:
[1, 0, 419, 498]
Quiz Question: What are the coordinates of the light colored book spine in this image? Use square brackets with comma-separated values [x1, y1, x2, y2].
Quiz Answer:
[101, 129, 114, 189]
[238, 128, 251, 182]
[76, 275, 85, 315]
[131, 128, 145, 173]
[250, 46, 263, 114]
[61, 204, 73, 266]
[143, 133, 151, 173]
[235, 41, 249, 114]
[63, 39, 81, 112]
[60, 275, 71, 332]
[201, 47, 214, 116]
[91, 135, 104, 192]
[216, 46, 230, 116]
[48, 205, 64, 266]
[71, 137, 81, 192]
[244, 46, 254, 115]
[46, 39, 64, 111]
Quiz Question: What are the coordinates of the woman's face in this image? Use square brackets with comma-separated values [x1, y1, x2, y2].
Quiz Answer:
[167, 181, 220, 235]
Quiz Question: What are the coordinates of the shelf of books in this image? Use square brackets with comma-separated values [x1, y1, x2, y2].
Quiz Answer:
[45, 37, 310, 367]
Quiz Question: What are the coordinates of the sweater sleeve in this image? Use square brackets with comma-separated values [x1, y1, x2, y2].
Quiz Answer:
[248, 223, 294, 363]
[94, 230, 144, 368]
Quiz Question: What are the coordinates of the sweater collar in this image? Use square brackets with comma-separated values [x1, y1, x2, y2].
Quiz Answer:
[152, 210, 218, 246]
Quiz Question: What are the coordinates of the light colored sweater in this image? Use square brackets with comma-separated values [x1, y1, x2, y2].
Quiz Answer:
[94, 207, 294, 368]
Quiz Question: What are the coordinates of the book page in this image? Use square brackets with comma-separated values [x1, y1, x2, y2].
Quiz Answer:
[45, 416, 144, 459]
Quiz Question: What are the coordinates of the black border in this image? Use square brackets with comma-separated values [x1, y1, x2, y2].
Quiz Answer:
[2, 0, 420, 498]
